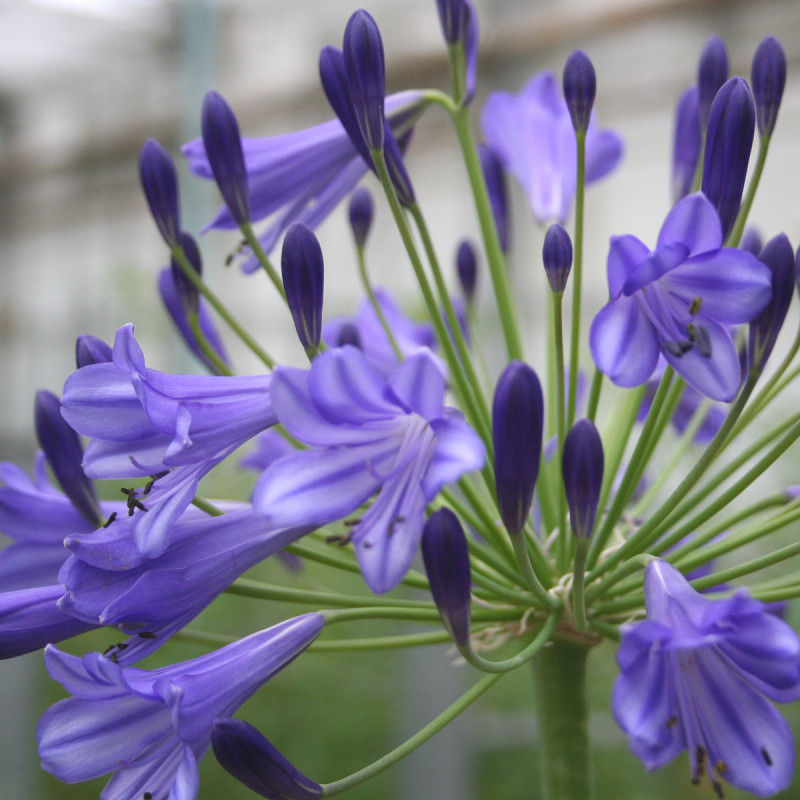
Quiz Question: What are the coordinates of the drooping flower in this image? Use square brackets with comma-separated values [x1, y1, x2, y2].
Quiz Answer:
[481, 71, 623, 223]
[613, 559, 800, 796]
[38, 614, 324, 800]
[183, 91, 427, 270]
[60, 323, 276, 556]
[252, 345, 485, 593]
[590, 192, 772, 401]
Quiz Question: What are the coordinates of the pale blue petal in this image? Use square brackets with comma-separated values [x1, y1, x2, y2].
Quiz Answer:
[607, 235, 650, 299]
[656, 192, 722, 256]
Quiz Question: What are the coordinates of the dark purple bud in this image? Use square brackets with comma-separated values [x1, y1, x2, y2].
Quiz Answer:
[336, 322, 362, 349]
[138, 138, 181, 248]
[749, 233, 795, 371]
[34, 390, 102, 527]
[281, 223, 324, 350]
[542, 224, 573, 294]
[75, 335, 112, 368]
[740, 227, 763, 256]
[697, 35, 728, 130]
[436, 0, 467, 44]
[384, 125, 415, 206]
[561, 419, 604, 538]
[170, 231, 203, 316]
[212, 718, 322, 800]
[562, 50, 596, 133]
[492, 361, 544, 535]
[478, 144, 510, 253]
[343, 9, 386, 151]
[456, 240, 478, 304]
[463, 0, 479, 105]
[319, 46, 374, 167]
[348, 187, 374, 248]
[701, 77, 755, 239]
[421, 508, 471, 647]
[201, 91, 250, 227]
[751, 36, 786, 136]
[671, 86, 702, 203]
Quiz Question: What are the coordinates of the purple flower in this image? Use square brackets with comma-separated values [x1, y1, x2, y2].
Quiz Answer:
[183, 91, 427, 270]
[281, 223, 325, 351]
[481, 71, 623, 223]
[590, 193, 772, 401]
[478, 144, 510, 252]
[562, 50, 596, 133]
[322, 288, 436, 376]
[697, 35, 728, 130]
[613, 559, 800, 796]
[38, 614, 324, 800]
[252, 346, 485, 593]
[348, 186, 374, 248]
[542, 223, 572, 294]
[75, 334, 112, 367]
[456, 239, 478, 304]
[138, 138, 181, 248]
[60, 324, 276, 556]
[752, 36, 786, 137]
[561, 418, 603, 539]
[671, 86, 701, 203]
[59, 508, 312, 665]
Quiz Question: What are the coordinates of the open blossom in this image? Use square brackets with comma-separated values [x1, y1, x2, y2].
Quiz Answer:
[60, 324, 276, 556]
[481, 71, 623, 223]
[590, 193, 772, 401]
[252, 345, 485, 593]
[38, 614, 324, 800]
[613, 560, 800, 797]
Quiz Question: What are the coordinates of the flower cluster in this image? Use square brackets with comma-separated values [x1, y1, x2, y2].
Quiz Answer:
[2, 5, 799, 800]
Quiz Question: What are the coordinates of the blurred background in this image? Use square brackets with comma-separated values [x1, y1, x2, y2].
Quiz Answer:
[1, 0, 800, 797]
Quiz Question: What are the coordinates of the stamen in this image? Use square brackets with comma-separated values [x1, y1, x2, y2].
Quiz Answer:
[689, 296, 702, 315]
[711, 779, 725, 798]
[694, 325, 712, 357]
[761, 747, 773, 766]
[666, 716, 678, 728]
[102, 512, 118, 528]
[714, 760, 727, 774]
[137, 631, 158, 640]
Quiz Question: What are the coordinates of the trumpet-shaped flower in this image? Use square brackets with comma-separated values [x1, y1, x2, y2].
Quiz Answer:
[38, 614, 324, 800]
[590, 193, 772, 401]
[252, 346, 485, 594]
[481, 71, 623, 223]
[613, 560, 800, 797]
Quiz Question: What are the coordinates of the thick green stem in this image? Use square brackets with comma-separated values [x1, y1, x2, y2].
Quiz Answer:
[532, 640, 593, 800]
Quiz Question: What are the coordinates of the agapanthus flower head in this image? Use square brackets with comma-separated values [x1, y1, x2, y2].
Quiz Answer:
[492, 361, 544, 535]
[421, 507, 471, 647]
[671, 86, 701, 203]
[34, 389, 102, 527]
[348, 186, 374, 248]
[749, 232, 795, 372]
[252, 345, 485, 593]
[212, 718, 323, 800]
[343, 9, 386, 152]
[542, 223, 573, 294]
[561, 418, 603, 538]
[75, 334, 112, 367]
[613, 559, 800, 797]
[481, 71, 623, 223]
[456, 239, 478, 304]
[38, 614, 324, 800]
[562, 49, 596, 133]
[477, 144, 510, 252]
[751, 35, 787, 137]
[590, 192, 771, 401]
[138, 137, 181, 248]
[201, 90, 251, 227]
[701, 76, 755, 239]
[281, 222, 325, 351]
[697, 35, 728, 130]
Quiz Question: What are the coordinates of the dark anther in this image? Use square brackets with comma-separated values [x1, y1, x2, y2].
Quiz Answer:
[689, 296, 702, 315]
[137, 631, 158, 639]
[715, 760, 727, 774]
[696, 745, 707, 777]
[666, 716, 678, 728]
[712, 779, 725, 798]
[144, 793, 153, 800]
[143, 471, 169, 495]
[325, 533, 352, 546]
[761, 747, 773, 766]
[109, 652, 119, 664]
[694, 325, 712, 358]
[343, 518, 360, 527]
[103, 644, 116, 656]
[102, 512, 118, 528]
[121, 487, 148, 516]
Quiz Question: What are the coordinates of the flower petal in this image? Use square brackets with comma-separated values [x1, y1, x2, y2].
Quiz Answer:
[656, 192, 722, 256]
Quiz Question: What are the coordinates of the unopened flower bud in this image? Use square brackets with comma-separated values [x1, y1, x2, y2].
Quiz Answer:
[336, 322, 362, 349]
[343, 9, 386, 151]
[740, 227, 763, 256]
[170, 231, 202, 316]
[562, 419, 604, 538]
[478, 144, 510, 253]
[138, 138, 181, 248]
[348, 187, 374, 248]
[436, 0, 468, 44]
[456, 240, 478, 304]
[281, 223, 325, 351]
[75, 335, 112, 367]
[421, 508, 471, 647]
[542, 224, 572, 294]
[751, 36, 786, 136]
[749, 233, 795, 371]
[671, 86, 701, 203]
[201, 91, 250, 227]
[697, 35, 728, 130]
[384, 126, 416, 206]
[493, 361, 544, 534]
[701, 77, 755, 238]
[212, 718, 323, 800]
[563, 50, 596, 133]
[34, 389, 103, 527]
